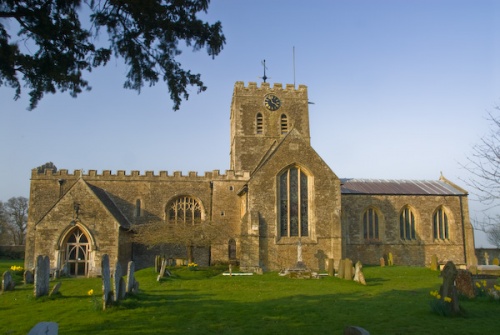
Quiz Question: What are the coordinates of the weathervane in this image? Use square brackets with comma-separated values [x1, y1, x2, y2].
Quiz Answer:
[260, 59, 268, 83]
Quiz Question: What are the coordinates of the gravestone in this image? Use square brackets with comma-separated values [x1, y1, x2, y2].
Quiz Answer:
[353, 261, 366, 285]
[379, 257, 385, 267]
[126, 261, 136, 294]
[344, 259, 353, 280]
[455, 269, 475, 298]
[34, 255, 50, 297]
[439, 261, 460, 315]
[327, 258, 335, 276]
[387, 252, 394, 266]
[2, 271, 15, 291]
[101, 254, 111, 310]
[157, 258, 167, 281]
[337, 259, 345, 279]
[344, 325, 370, 335]
[155, 255, 162, 273]
[24, 270, 34, 284]
[119, 277, 126, 300]
[49, 282, 61, 296]
[430, 254, 439, 271]
[27, 322, 58, 335]
[113, 262, 122, 302]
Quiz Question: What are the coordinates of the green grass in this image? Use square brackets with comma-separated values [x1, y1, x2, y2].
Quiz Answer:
[1, 260, 500, 334]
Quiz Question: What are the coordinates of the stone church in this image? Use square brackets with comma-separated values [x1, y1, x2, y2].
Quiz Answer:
[24, 81, 476, 276]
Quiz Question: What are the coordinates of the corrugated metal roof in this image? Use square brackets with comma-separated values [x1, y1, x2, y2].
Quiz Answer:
[340, 178, 466, 195]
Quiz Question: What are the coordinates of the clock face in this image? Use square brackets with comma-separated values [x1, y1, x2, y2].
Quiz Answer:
[264, 94, 281, 111]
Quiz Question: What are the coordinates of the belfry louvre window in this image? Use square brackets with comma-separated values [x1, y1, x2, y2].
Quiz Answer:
[363, 208, 379, 240]
[400, 207, 416, 240]
[167, 196, 202, 224]
[279, 167, 308, 237]
[280, 114, 288, 134]
[256, 113, 263, 134]
[433, 207, 449, 240]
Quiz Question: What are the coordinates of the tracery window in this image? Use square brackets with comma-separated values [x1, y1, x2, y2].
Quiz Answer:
[280, 114, 288, 134]
[433, 207, 449, 240]
[64, 227, 89, 276]
[279, 167, 309, 237]
[399, 206, 416, 240]
[363, 208, 379, 240]
[166, 196, 202, 224]
[256, 113, 263, 134]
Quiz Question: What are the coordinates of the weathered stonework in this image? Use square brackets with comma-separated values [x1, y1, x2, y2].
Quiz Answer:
[25, 81, 475, 276]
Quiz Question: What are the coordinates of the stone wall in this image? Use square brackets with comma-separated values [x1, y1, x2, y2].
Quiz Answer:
[342, 193, 475, 266]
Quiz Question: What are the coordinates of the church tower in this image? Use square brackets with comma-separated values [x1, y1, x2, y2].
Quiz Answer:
[229, 82, 311, 172]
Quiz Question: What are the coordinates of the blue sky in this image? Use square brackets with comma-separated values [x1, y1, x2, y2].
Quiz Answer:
[1, 0, 499, 246]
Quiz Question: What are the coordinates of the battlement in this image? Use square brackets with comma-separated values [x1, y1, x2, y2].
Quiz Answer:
[233, 81, 307, 94]
[31, 168, 250, 181]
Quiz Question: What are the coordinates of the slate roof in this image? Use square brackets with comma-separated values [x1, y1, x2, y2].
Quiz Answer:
[340, 178, 467, 196]
[87, 183, 131, 229]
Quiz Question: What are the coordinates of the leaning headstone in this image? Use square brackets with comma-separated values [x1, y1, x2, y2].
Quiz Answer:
[430, 254, 439, 271]
[113, 262, 122, 302]
[379, 257, 385, 267]
[455, 269, 475, 299]
[126, 261, 136, 294]
[337, 259, 345, 279]
[24, 270, 34, 284]
[157, 258, 167, 281]
[2, 271, 15, 291]
[387, 252, 394, 266]
[101, 254, 111, 310]
[34, 255, 50, 297]
[344, 325, 370, 335]
[493, 258, 500, 266]
[439, 261, 460, 315]
[27, 322, 58, 335]
[353, 261, 366, 285]
[49, 282, 61, 296]
[344, 258, 353, 280]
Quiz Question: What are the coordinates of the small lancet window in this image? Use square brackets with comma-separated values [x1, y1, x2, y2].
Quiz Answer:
[433, 207, 449, 240]
[280, 114, 288, 134]
[256, 113, 263, 134]
[135, 199, 141, 217]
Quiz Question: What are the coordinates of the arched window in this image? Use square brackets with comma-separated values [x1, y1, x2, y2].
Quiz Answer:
[363, 208, 379, 240]
[279, 166, 309, 237]
[166, 196, 202, 224]
[400, 206, 416, 240]
[433, 207, 449, 240]
[256, 113, 263, 134]
[63, 227, 90, 276]
[280, 114, 288, 134]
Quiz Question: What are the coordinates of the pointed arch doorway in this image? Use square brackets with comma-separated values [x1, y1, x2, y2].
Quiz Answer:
[63, 227, 90, 276]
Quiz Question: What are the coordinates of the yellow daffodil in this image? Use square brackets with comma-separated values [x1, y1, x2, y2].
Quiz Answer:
[444, 297, 452, 303]
[88, 289, 94, 296]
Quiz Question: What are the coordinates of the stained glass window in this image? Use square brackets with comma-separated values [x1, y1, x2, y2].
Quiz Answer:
[279, 167, 308, 237]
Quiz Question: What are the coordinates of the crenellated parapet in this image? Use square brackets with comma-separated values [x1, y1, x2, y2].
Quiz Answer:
[232, 81, 307, 100]
[31, 168, 250, 181]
